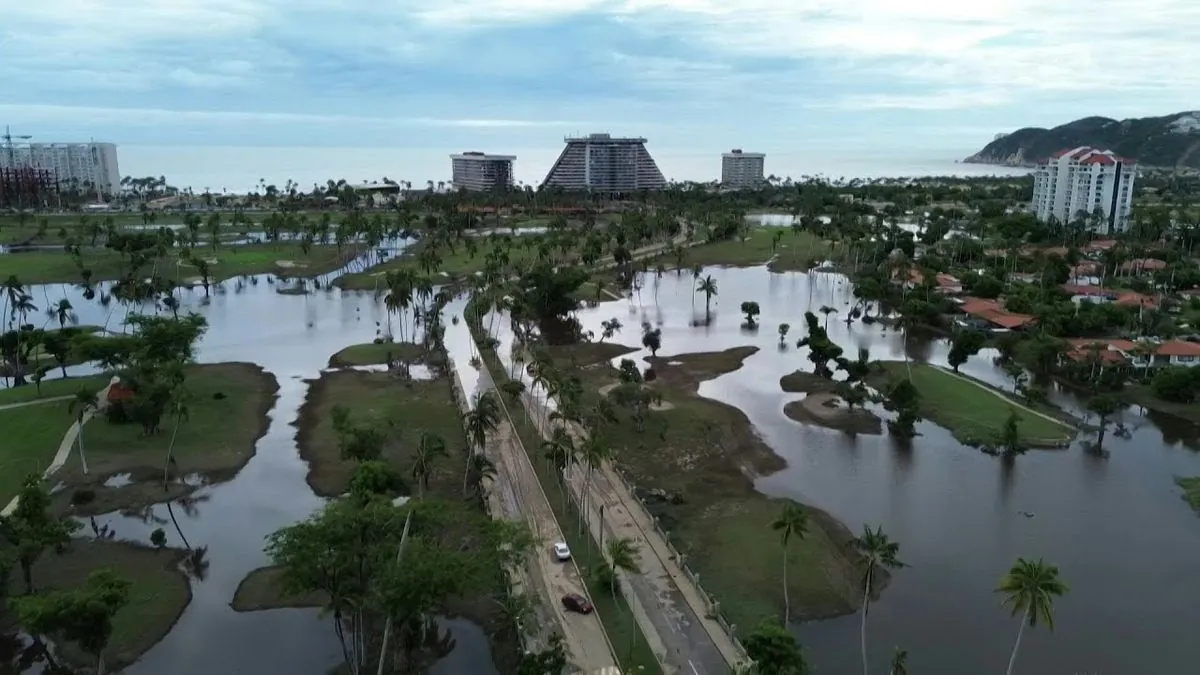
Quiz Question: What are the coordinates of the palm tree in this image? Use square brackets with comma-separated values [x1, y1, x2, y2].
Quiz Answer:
[69, 387, 98, 475]
[697, 275, 718, 323]
[853, 525, 904, 675]
[50, 298, 75, 329]
[163, 389, 190, 488]
[771, 503, 809, 624]
[889, 648, 908, 675]
[579, 435, 611, 544]
[605, 536, 641, 594]
[997, 558, 1068, 675]
[462, 391, 500, 492]
[412, 432, 448, 498]
[465, 453, 497, 497]
[819, 304, 838, 330]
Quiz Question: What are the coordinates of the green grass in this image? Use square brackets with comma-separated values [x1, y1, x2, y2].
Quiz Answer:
[0, 399, 74, 506]
[0, 242, 361, 285]
[1175, 476, 1200, 513]
[337, 234, 548, 290]
[661, 228, 829, 272]
[872, 362, 1076, 446]
[1126, 385, 1200, 425]
[8, 539, 191, 671]
[231, 565, 326, 611]
[0, 374, 111, 406]
[56, 362, 278, 485]
[326, 341, 423, 368]
[296, 366, 466, 497]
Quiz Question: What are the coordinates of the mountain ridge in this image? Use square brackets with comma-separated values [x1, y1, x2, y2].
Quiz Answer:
[964, 111, 1200, 169]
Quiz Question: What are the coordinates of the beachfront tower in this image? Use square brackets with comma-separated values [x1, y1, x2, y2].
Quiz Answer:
[450, 152, 516, 191]
[721, 149, 765, 189]
[541, 133, 666, 192]
[1032, 147, 1136, 234]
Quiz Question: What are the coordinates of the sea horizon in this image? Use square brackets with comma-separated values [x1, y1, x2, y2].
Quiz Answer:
[117, 145, 1032, 195]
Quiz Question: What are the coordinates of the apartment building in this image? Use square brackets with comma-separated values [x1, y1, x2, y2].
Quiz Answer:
[450, 152, 516, 191]
[721, 149, 765, 188]
[1031, 147, 1135, 234]
[0, 142, 121, 195]
[541, 133, 666, 192]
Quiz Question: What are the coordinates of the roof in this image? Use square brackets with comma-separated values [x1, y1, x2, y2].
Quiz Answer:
[958, 297, 1036, 329]
[1120, 258, 1168, 272]
[1050, 146, 1136, 165]
[1066, 338, 1200, 359]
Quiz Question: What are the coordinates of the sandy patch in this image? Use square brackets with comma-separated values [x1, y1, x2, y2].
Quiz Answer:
[599, 382, 675, 411]
[175, 257, 219, 268]
[275, 259, 309, 269]
[784, 393, 882, 435]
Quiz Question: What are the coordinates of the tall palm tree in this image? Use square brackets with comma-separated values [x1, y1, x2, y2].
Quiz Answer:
[771, 503, 809, 624]
[462, 391, 500, 492]
[697, 275, 718, 323]
[853, 525, 904, 675]
[163, 389, 190, 488]
[69, 387, 98, 475]
[579, 435, 611, 544]
[465, 453, 497, 498]
[605, 536, 641, 594]
[819, 305, 838, 330]
[412, 432, 448, 498]
[541, 428, 575, 506]
[50, 298, 75, 329]
[997, 558, 1068, 675]
[889, 648, 908, 675]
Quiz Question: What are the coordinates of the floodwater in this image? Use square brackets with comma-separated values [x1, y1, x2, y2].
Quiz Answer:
[4, 240, 497, 675]
[569, 265, 1200, 675]
[8, 237, 1200, 674]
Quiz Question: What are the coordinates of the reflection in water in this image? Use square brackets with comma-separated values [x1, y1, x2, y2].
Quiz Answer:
[563, 265, 1200, 675]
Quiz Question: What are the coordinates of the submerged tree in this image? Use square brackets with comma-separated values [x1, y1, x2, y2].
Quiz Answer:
[854, 525, 904, 675]
[997, 558, 1068, 675]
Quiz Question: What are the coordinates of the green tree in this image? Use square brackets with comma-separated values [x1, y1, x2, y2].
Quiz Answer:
[10, 568, 131, 675]
[772, 503, 809, 623]
[890, 647, 909, 675]
[947, 329, 986, 373]
[412, 432, 448, 498]
[1087, 394, 1120, 454]
[997, 558, 1069, 675]
[697, 275, 718, 323]
[0, 476, 81, 594]
[743, 618, 810, 674]
[854, 525, 904, 675]
[517, 633, 569, 675]
[997, 410, 1027, 458]
[741, 301, 762, 328]
[641, 322, 663, 357]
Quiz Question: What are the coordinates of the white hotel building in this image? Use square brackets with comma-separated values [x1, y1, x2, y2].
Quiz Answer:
[1031, 146, 1136, 234]
[0, 142, 121, 196]
[450, 151, 515, 191]
[721, 149, 765, 189]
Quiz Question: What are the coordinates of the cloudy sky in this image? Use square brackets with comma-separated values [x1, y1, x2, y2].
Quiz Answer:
[2, 0, 1197, 156]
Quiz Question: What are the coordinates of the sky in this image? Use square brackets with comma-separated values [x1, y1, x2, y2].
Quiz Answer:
[1, 0, 1198, 162]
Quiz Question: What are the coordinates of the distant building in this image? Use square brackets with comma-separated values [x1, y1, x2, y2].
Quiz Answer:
[1031, 147, 1136, 234]
[721, 149, 765, 188]
[450, 152, 515, 191]
[541, 133, 665, 192]
[0, 167, 56, 208]
[0, 141, 121, 195]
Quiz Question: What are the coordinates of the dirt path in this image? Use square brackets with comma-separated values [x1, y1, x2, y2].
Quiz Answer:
[523, 391, 744, 675]
[472, 368, 619, 673]
[933, 366, 1071, 427]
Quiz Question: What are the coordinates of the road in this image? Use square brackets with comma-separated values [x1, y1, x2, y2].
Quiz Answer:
[463, 366, 619, 673]
[523, 392, 742, 675]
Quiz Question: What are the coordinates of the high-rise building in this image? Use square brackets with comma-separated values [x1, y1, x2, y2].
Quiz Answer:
[1032, 147, 1136, 234]
[0, 142, 121, 195]
[721, 149, 765, 188]
[541, 133, 666, 192]
[450, 152, 515, 191]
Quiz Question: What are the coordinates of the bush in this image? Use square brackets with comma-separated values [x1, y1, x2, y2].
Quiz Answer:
[70, 489, 96, 506]
[1152, 366, 1200, 403]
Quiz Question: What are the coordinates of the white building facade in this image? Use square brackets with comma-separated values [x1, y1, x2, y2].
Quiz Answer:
[450, 152, 515, 191]
[1031, 147, 1136, 234]
[0, 142, 121, 195]
[541, 133, 666, 192]
[720, 149, 765, 188]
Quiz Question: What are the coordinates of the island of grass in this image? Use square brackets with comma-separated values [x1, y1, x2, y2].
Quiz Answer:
[868, 361, 1077, 447]
[231, 565, 325, 611]
[779, 370, 883, 434]
[327, 341, 424, 368]
[493, 338, 872, 630]
[651, 227, 829, 273]
[0, 363, 278, 514]
[0, 242, 362, 285]
[1176, 476, 1200, 513]
[336, 234, 547, 290]
[6, 539, 191, 672]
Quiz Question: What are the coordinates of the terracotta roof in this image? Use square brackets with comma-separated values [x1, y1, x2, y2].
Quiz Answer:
[1082, 155, 1115, 166]
[1115, 292, 1157, 309]
[1062, 284, 1113, 297]
[1065, 338, 1200, 358]
[958, 297, 1036, 329]
[1120, 258, 1168, 272]
[1070, 147, 1093, 160]
[1157, 341, 1200, 357]
[1086, 240, 1118, 251]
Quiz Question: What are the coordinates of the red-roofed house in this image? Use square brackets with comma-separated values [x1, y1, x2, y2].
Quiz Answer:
[955, 297, 1037, 331]
[1119, 258, 1167, 275]
[1065, 338, 1200, 369]
[1061, 284, 1158, 310]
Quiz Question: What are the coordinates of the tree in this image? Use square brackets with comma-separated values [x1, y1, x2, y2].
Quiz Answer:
[517, 633, 569, 675]
[0, 476, 81, 594]
[605, 537, 640, 595]
[463, 391, 501, 493]
[1087, 394, 1120, 454]
[883, 379, 921, 439]
[412, 432, 448, 498]
[741, 301, 761, 329]
[69, 385, 100, 473]
[778, 323, 790, 347]
[743, 618, 810, 674]
[997, 558, 1068, 675]
[889, 648, 908, 675]
[162, 385, 190, 488]
[947, 330, 986, 373]
[772, 503, 809, 624]
[853, 525, 904, 675]
[819, 304, 838, 330]
[599, 318, 623, 343]
[641, 322, 662, 357]
[10, 568, 131, 675]
[997, 410, 1027, 458]
[697, 275, 718, 323]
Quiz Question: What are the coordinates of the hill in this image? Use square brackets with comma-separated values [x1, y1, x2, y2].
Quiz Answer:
[964, 112, 1200, 169]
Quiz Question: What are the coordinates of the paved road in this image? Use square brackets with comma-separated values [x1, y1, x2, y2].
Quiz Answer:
[472, 367, 618, 673]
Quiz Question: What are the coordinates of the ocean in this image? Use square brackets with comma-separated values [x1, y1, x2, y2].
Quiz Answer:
[117, 145, 1031, 194]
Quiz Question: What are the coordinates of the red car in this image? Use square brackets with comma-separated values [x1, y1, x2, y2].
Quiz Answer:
[561, 593, 594, 614]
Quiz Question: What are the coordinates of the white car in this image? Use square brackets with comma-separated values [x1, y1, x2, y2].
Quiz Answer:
[553, 542, 571, 561]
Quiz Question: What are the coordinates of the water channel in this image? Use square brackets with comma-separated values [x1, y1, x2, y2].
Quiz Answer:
[5, 230, 1200, 674]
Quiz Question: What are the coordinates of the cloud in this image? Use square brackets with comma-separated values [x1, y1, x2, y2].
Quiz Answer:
[810, 90, 1014, 112]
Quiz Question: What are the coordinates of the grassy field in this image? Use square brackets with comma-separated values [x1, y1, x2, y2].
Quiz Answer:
[337, 235, 546, 290]
[326, 341, 423, 368]
[1126, 386, 1200, 425]
[871, 362, 1077, 447]
[1176, 476, 1200, 513]
[0, 399, 75, 506]
[231, 565, 326, 611]
[657, 228, 829, 273]
[0, 242, 361, 285]
[468, 334, 663, 675]
[0, 373, 111, 406]
[8, 539, 191, 671]
[295, 367, 465, 497]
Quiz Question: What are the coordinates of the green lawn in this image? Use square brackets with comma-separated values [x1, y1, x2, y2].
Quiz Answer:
[0, 242, 360, 285]
[662, 228, 829, 272]
[0, 399, 74, 506]
[1176, 476, 1200, 513]
[337, 235, 547, 290]
[872, 362, 1076, 446]
[1126, 386, 1200, 425]
[0, 374, 111, 406]
[326, 341, 423, 368]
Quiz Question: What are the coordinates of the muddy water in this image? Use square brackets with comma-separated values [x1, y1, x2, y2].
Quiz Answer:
[569, 266, 1200, 675]
[7, 245, 497, 674]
